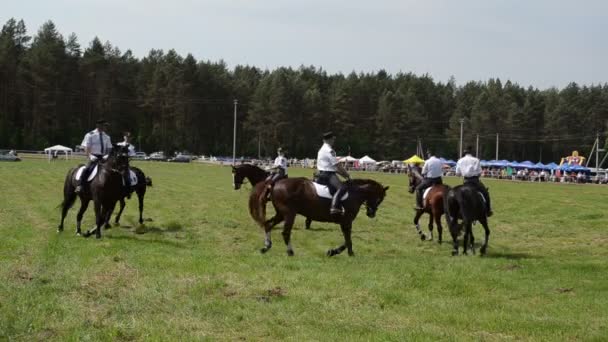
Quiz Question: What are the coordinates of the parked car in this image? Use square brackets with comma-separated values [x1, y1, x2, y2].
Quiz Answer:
[0, 150, 21, 162]
[132, 152, 147, 160]
[167, 154, 192, 163]
[146, 151, 166, 161]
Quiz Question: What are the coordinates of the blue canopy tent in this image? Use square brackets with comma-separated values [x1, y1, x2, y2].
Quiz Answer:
[534, 162, 549, 170]
[546, 162, 559, 170]
[444, 159, 456, 166]
[480, 160, 489, 167]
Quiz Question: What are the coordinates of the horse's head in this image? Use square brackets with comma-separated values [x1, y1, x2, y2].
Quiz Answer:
[110, 144, 130, 172]
[351, 179, 389, 218]
[232, 164, 267, 190]
[407, 164, 422, 193]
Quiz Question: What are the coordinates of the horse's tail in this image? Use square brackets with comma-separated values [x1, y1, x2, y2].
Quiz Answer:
[59, 168, 77, 211]
[145, 177, 152, 187]
[249, 182, 268, 228]
[443, 186, 454, 228]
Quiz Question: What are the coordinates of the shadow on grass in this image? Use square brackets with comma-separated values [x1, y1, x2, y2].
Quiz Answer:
[484, 251, 540, 260]
[108, 234, 185, 249]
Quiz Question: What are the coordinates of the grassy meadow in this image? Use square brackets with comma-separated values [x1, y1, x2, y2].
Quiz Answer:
[1, 159, 607, 341]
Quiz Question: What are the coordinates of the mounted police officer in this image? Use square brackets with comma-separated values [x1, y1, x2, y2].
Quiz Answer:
[455, 146, 493, 216]
[117, 131, 136, 198]
[266, 147, 288, 185]
[316, 131, 351, 215]
[414, 148, 443, 210]
[75, 119, 112, 194]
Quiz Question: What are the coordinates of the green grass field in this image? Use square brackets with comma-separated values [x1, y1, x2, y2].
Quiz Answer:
[1, 159, 607, 341]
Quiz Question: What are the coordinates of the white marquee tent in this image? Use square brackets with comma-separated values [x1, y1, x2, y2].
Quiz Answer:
[44, 145, 73, 161]
[339, 155, 358, 163]
[359, 155, 376, 164]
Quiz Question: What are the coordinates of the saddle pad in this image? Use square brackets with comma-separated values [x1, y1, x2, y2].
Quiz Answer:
[75, 165, 98, 182]
[312, 182, 348, 200]
[423, 187, 432, 201]
[124, 169, 138, 187]
[478, 192, 486, 203]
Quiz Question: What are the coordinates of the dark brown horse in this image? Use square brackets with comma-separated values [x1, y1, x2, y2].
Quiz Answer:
[58, 145, 130, 238]
[444, 184, 491, 256]
[252, 177, 389, 256]
[232, 164, 313, 229]
[407, 165, 448, 243]
[113, 166, 153, 226]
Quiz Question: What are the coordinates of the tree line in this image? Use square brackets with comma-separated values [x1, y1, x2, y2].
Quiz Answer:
[1, 18, 607, 162]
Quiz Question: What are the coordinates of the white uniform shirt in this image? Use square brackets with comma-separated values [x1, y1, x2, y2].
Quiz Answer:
[85, 130, 112, 156]
[117, 141, 136, 157]
[81, 129, 96, 149]
[316, 143, 338, 172]
[456, 154, 482, 177]
[274, 155, 288, 174]
[422, 156, 443, 178]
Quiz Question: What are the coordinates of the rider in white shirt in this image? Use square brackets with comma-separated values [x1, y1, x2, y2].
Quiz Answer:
[316, 131, 351, 215]
[76, 119, 112, 194]
[117, 132, 136, 198]
[455, 146, 493, 216]
[266, 147, 288, 185]
[414, 149, 443, 210]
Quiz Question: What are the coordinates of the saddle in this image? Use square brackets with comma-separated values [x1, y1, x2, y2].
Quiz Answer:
[312, 182, 348, 200]
[75, 165, 98, 182]
[124, 169, 138, 187]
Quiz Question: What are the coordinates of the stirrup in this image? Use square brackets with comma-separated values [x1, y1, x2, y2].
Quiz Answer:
[414, 205, 424, 210]
[330, 207, 344, 215]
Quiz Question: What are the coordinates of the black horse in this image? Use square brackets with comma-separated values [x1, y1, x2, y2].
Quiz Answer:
[444, 184, 491, 256]
[58, 145, 131, 238]
[113, 166, 153, 226]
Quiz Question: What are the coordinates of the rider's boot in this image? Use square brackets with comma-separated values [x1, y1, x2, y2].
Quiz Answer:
[330, 187, 346, 215]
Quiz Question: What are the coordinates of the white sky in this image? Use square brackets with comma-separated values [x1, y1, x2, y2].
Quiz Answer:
[3, 0, 607, 89]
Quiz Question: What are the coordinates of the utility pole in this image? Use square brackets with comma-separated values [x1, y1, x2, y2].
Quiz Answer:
[232, 99, 238, 165]
[459, 118, 464, 157]
[476, 134, 479, 158]
[495, 133, 499, 161]
[258, 133, 261, 159]
[596, 132, 600, 172]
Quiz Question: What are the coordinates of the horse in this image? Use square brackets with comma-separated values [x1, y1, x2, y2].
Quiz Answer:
[112, 166, 153, 226]
[252, 177, 389, 256]
[444, 184, 491, 256]
[407, 165, 448, 242]
[232, 164, 313, 230]
[58, 145, 130, 238]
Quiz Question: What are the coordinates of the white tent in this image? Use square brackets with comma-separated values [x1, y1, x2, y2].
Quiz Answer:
[339, 155, 358, 163]
[359, 155, 376, 164]
[44, 145, 73, 161]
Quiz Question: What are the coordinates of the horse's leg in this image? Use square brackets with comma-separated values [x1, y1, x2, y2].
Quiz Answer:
[281, 212, 296, 256]
[427, 213, 434, 241]
[463, 221, 473, 255]
[75, 198, 90, 236]
[413, 209, 426, 240]
[114, 198, 126, 225]
[137, 190, 145, 225]
[104, 202, 116, 229]
[91, 200, 103, 239]
[479, 218, 490, 256]
[469, 225, 476, 255]
[59, 191, 77, 232]
[305, 218, 312, 230]
[435, 211, 443, 244]
[327, 221, 353, 257]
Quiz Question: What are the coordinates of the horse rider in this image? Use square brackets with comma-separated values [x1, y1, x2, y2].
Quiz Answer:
[414, 148, 443, 210]
[75, 119, 112, 194]
[316, 131, 351, 215]
[266, 147, 288, 186]
[117, 131, 136, 198]
[455, 146, 493, 217]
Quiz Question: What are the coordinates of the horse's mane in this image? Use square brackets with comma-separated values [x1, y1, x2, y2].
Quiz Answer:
[409, 165, 423, 180]
[349, 178, 384, 192]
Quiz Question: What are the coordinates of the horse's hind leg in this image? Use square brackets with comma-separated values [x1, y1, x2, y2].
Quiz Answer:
[463, 222, 474, 255]
[434, 212, 443, 244]
[281, 212, 296, 256]
[260, 213, 283, 254]
[137, 190, 145, 225]
[479, 218, 490, 256]
[427, 214, 434, 241]
[114, 198, 126, 225]
[104, 202, 117, 229]
[58, 192, 77, 232]
[75, 198, 90, 236]
[305, 218, 312, 230]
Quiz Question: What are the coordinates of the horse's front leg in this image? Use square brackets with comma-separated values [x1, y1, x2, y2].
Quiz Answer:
[281, 213, 296, 256]
[427, 214, 434, 241]
[104, 202, 117, 229]
[305, 218, 312, 230]
[328, 221, 352, 257]
[84, 200, 102, 238]
[435, 212, 443, 244]
[137, 190, 145, 225]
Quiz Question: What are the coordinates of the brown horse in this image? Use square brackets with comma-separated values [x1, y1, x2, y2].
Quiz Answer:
[58, 145, 130, 238]
[407, 165, 448, 243]
[232, 164, 313, 229]
[253, 177, 389, 256]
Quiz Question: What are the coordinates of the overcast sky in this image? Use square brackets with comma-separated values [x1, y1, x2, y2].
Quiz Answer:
[3, 0, 606, 89]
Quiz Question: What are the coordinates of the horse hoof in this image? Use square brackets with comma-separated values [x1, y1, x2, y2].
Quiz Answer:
[104, 224, 112, 230]
[326, 249, 335, 257]
[420, 234, 426, 241]
[348, 251, 355, 257]
[260, 247, 269, 254]
[287, 250, 294, 256]
[451, 250, 459, 256]
[480, 247, 487, 255]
